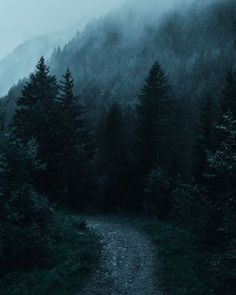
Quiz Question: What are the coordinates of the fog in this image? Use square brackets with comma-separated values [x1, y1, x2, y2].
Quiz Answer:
[0, 0, 125, 59]
[0, 0, 216, 59]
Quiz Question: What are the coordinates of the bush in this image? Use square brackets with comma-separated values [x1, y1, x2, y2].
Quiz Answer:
[0, 132, 54, 274]
[0, 185, 54, 272]
[0, 212, 100, 295]
[170, 180, 206, 234]
[144, 167, 172, 219]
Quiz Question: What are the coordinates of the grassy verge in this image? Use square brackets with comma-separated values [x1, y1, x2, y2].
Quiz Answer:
[118, 215, 214, 294]
[142, 220, 214, 295]
[0, 212, 100, 295]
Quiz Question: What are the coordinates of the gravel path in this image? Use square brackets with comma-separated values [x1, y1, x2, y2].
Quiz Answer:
[79, 216, 162, 295]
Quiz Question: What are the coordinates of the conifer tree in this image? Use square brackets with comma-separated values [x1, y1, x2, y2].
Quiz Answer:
[12, 57, 58, 193]
[194, 95, 214, 183]
[96, 103, 129, 210]
[56, 69, 93, 207]
[135, 61, 172, 177]
[222, 70, 236, 116]
[13, 57, 58, 141]
[0, 131, 53, 271]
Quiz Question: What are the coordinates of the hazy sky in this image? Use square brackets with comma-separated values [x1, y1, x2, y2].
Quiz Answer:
[0, 0, 125, 59]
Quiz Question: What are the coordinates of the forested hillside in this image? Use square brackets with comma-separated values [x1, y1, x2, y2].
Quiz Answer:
[0, 19, 86, 97]
[0, 0, 235, 294]
[49, 0, 236, 107]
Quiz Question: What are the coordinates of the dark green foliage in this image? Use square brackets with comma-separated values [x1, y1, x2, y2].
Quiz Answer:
[55, 69, 94, 208]
[0, 11, 235, 292]
[0, 132, 53, 273]
[0, 212, 100, 295]
[96, 103, 131, 210]
[144, 168, 172, 219]
[144, 221, 214, 295]
[222, 70, 236, 116]
[12, 60, 94, 207]
[135, 62, 172, 176]
[170, 180, 206, 235]
[12, 57, 58, 142]
[205, 112, 236, 194]
[12, 57, 59, 194]
[194, 96, 215, 184]
[203, 112, 236, 293]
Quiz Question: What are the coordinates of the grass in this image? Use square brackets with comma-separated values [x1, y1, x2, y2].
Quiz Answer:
[0, 212, 100, 295]
[142, 220, 214, 295]
[117, 215, 214, 295]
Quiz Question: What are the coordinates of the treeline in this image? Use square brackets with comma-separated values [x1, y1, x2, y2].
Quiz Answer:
[0, 58, 98, 293]
[94, 61, 235, 293]
[0, 56, 235, 293]
[97, 62, 235, 293]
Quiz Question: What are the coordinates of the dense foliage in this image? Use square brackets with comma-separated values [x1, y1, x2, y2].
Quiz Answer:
[0, 0, 235, 293]
[0, 60, 98, 293]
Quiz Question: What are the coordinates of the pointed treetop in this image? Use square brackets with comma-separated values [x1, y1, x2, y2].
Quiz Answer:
[59, 68, 76, 103]
[142, 61, 170, 98]
[35, 56, 49, 78]
[63, 68, 74, 86]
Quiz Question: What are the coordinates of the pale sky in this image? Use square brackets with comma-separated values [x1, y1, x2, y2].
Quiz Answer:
[0, 0, 125, 59]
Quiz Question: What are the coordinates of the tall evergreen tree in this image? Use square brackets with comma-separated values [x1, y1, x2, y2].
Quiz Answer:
[203, 112, 236, 293]
[222, 69, 236, 116]
[194, 95, 214, 183]
[12, 57, 58, 194]
[0, 132, 53, 272]
[96, 103, 129, 210]
[56, 69, 94, 208]
[13, 57, 58, 141]
[135, 61, 172, 177]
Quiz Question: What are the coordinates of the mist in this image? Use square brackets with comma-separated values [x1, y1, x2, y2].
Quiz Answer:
[0, 0, 125, 59]
[0, 0, 223, 97]
[0, 0, 218, 59]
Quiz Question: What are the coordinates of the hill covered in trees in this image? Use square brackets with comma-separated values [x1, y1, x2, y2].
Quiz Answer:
[0, 18, 86, 97]
[0, 0, 235, 294]
[48, 0, 236, 108]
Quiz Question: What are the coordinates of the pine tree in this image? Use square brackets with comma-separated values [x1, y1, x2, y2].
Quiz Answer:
[135, 61, 172, 177]
[222, 70, 236, 116]
[194, 95, 214, 183]
[56, 69, 94, 208]
[204, 112, 236, 292]
[13, 57, 58, 140]
[96, 103, 129, 210]
[12, 57, 58, 194]
[206, 111, 236, 194]
[0, 131, 53, 271]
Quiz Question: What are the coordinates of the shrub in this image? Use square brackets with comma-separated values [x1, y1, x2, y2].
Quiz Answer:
[144, 167, 173, 219]
[0, 133, 54, 274]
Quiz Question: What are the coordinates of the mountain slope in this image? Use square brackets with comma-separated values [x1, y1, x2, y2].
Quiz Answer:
[2, 0, 236, 119]
[0, 19, 87, 97]
[49, 0, 235, 109]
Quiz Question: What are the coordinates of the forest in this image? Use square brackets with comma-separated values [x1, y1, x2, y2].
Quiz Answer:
[0, 0, 235, 294]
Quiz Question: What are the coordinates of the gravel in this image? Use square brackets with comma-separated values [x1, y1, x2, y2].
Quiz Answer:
[79, 216, 162, 295]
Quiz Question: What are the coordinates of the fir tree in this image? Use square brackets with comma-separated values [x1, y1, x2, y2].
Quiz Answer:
[13, 57, 58, 141]
[222, 70, 236, 116]
[194, 95, 214, 183]
[12, 57, 58, 194]
[135, 61, 172, 177]
[96, 103, 129, 210]
[56, 69, 94, 208]
[0, 131, 53, 272]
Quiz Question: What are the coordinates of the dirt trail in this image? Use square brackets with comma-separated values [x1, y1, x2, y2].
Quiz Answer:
[79, 216, 162, 295]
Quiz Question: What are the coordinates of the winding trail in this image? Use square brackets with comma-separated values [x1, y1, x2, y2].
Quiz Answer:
[79, 216, 162, 295]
